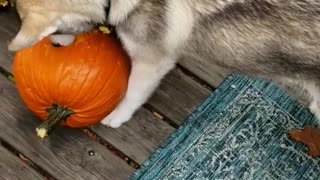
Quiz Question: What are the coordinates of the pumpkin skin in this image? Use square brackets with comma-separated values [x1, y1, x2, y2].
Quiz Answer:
[13, 31, 130, 128]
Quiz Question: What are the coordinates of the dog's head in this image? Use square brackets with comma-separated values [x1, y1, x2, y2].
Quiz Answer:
[8, 0, 107, 51]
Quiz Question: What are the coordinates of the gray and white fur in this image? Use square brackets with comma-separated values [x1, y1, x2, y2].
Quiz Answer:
[8, 0, 320, 128]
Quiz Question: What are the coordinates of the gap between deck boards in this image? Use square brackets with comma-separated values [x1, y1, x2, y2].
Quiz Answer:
[1, 138, 55, 179]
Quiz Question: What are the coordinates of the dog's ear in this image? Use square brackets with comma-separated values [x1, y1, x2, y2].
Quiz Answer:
[8, 13, 60, 51]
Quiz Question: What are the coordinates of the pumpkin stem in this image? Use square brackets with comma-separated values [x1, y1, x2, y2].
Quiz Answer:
[36, 104, 73, 139]
[0, 66, 15, 83]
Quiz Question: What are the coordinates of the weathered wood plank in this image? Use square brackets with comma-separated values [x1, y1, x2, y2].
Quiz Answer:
[0, 9, 20, 72]
[0, 75, 135, 180]
[179, 57, 230, 88]
[148, 68, 211, 125]
[91, 108, 175, 165]
[0, 145, 45, 180]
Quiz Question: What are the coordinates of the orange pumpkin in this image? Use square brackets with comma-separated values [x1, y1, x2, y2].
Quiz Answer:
[13, 31, 130, 138]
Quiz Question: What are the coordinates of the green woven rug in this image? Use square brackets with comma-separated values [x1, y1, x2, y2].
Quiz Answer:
[130, 74, 320, 180]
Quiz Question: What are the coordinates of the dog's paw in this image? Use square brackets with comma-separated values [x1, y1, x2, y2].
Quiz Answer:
[101, 118, 123, 128]
[101, 109, 131, 128]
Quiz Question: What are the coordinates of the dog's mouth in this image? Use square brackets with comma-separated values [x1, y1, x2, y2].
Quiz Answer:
[52, 31, 63, 35]
[51, 42, 62, 47]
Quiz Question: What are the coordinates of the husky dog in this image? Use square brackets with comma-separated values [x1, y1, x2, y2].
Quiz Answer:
[8, 0, 320, 128]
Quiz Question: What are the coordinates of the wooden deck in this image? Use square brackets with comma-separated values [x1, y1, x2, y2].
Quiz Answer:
[0, 8, 228, 180]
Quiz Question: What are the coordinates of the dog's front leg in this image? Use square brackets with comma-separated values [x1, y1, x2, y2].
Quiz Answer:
[101, 56, 176, 128]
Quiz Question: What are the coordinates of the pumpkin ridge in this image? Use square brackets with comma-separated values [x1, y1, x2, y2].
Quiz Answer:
[66, 65, 92, 107]
[75, 84, 121, 115]
[83, 89, 123, 115]
[70, 90, 123, 123]
[42, 47, 58, 104]
[55, 45, 75, 106]
[36, 47, 52, 105]
[20, 51, 46, 106]
[68, 44, 121, 109]
[61, 59, 90, 109]
[67, 45, 106, 108]
[74, 61, 122, 112]
[31, 50, 50, 106]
